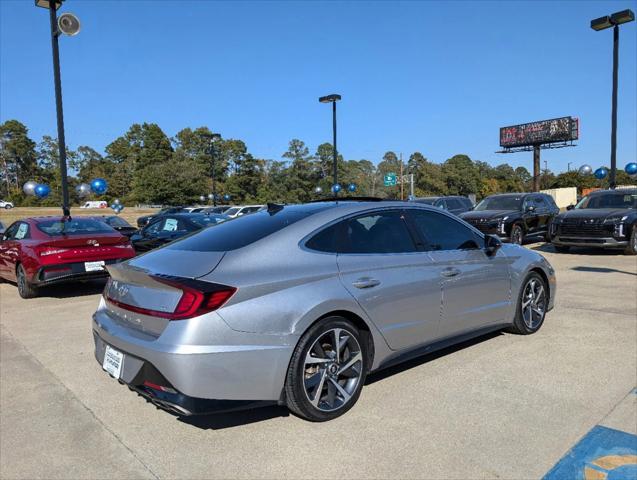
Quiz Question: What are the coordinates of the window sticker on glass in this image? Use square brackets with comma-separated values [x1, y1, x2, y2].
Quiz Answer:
[163, 218, 178, 232]
[15, 224, 28, 240]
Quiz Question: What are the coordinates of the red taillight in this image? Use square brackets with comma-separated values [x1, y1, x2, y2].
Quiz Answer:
[105, 276, 236, 321]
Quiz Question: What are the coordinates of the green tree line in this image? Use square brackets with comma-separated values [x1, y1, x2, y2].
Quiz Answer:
[1, 119, 632, 206]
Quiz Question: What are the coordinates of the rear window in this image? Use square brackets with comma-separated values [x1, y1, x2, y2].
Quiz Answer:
[37, 218, 114, 236]
[167, 206, 327, 252]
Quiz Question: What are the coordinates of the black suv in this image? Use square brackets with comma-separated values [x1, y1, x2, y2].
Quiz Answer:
[550, 188, 637, 255]
[410, 196, 473, 215]
[460, 193, 559, 244]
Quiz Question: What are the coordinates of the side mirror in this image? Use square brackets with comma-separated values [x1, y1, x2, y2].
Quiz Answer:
[484, 234, 502, 256]
[566, 204, 575, 211]
[526, 205, 536, 212]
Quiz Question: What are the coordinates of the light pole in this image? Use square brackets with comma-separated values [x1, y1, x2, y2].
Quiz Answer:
[319, 94, 341, 196]
[206, 133, 221, 206]
[35, 0, 80, 217]
[591, 9, 635, 189]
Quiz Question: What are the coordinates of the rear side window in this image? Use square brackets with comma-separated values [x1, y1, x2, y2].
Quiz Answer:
[37, 218, 114, 236]
[305, 224, 340, 253]
[409, 210, 481, 251]
[167, 207, 326, 252]
[341, 211, 417, 254]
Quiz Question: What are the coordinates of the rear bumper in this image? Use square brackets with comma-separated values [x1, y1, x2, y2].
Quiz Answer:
[34, 258, 128, 286]
[92, 300, 297, 406]
[551, 236, 628, 249]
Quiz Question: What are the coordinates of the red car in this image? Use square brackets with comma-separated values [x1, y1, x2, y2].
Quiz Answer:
[0, 216, 135, 298]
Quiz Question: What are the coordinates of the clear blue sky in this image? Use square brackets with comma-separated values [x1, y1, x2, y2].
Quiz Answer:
[1, 0, 636, 174]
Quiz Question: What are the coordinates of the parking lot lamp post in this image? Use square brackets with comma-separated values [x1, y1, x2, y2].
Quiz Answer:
[36, 0, 77, 216]
[591, 9, 635, 189]
[207, 133, 221, 206]
[319, 94, 341, 197]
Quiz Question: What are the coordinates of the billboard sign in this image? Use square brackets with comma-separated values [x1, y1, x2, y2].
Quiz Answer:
[500, 117, 579, 148]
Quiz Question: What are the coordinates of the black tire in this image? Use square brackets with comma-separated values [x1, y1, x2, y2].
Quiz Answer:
[16, 264, 38, 299]
[624, 225, 637, 255]
[508, 272, 548, 335]
[554, 245, 570, 253]
[4, 204, 11, 209]
[285, 316, 368, 422]
[510, 224, 524, 245]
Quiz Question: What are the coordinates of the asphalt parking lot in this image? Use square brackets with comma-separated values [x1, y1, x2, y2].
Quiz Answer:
[1, 245, 636, 479]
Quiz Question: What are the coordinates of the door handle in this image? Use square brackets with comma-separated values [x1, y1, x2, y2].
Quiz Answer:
[441, 267, 461, 278]
[352, 277, 381, 289]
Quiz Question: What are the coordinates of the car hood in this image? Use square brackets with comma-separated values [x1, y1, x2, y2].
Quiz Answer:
[460, 210, 517, 221]
[557, 208, 633, 221]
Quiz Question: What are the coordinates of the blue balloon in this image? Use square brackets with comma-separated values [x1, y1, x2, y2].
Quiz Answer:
[331, 184, 342, 193]
[594, 167, 608, 180]
[347, 183, 357, 192]
[34, 184, 50, 199]
[110, 204, 117, 210]
[116, 205, 124, 213]
[625, 162, 637, 176]
[223, 194, 231, 201]
[90, 178, 108, 195]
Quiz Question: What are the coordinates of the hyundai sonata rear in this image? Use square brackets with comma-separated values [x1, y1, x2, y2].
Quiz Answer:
[93, 202, 555, 421]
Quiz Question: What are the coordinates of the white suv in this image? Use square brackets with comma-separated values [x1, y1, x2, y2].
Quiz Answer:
[0, 200, 14, 209]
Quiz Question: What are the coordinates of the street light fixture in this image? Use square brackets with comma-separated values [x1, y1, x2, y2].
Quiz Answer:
[590, 8, 635, 189]
[35, 0, 80, 217]
[318, 94, 341, 196]
[206, 133, 222, 206]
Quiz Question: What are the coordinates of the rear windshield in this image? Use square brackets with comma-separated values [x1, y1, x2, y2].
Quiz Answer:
[167, 206, 326, 251]
[37, 218, 114, 236]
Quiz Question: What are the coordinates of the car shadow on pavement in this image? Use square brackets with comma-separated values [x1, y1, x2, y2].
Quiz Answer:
[37, 279, 107, 298]
[177, 405, 290, 430]
[572, 266, 637, 276]
[365, 330, 503, 386]
[530, 244, 626, 256]
[177, 331, 505, 429]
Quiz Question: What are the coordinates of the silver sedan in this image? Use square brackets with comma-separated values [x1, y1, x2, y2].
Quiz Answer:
[92, 201, 556, 421]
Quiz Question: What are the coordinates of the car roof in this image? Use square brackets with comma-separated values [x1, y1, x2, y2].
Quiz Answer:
[588, 188, 637, 195]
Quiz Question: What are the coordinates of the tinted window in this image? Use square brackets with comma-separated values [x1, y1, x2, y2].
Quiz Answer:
[446, 198, 462, 209]
[37, 218, 114, 236]
[306, 223, 340, 253]
[409, 210, 481, 251]
[534, 196, 547, 208]
[167, 206, 329, 252]
[2, 223, 20, 240]
[414, 198, 438, 205]
[104, 216, 131, 228]
[341, 211, 416, 254]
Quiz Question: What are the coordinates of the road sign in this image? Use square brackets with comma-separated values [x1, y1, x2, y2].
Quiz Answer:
[384, 173, 397, 186]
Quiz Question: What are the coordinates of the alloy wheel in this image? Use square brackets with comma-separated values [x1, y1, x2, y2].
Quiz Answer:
[303, 328, 363, 412]
[521, 278, 546, 329]
[511, 226, 523, 245]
